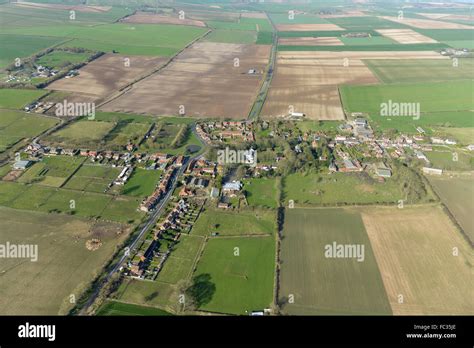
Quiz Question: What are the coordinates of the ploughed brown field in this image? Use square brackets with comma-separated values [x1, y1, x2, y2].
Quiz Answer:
[278, 37, 344, 46]
[275, 23, 345, 31]
[376, 29, 438, 44]
[361, 206, 474, 315]
[276, 51, 447, 60]
[120, 12, 206, 27]
[262, 53, 379, 120]
[101, 42, 271, 119]
[379, 16, 474, 29]
[47, 54, 168, 101]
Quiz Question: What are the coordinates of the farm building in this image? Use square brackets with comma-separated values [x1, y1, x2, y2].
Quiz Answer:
[13, 160, 32, 170]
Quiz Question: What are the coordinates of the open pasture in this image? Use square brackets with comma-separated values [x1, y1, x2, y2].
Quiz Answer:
[192, 236, 275, 315]
[365, 59, 474, 83]
[43, 120, 115, 149]
[48, 53, 168, 98]
[279, 208, 391, 315]
[191, 208, 275, 237]
[0, 34, 64, 69]
[340, 80, 474, 131]
[18, 155, 84, 187]
[0, 206, 130, 315]
[361, 206, 473, 314]
[261, 54, 378, 120]
[0, 109, 57, 152]
[428, 175, 474, 243]
[283, 172, 402, 206]
[102, 42, 271, 119]
[0, 88, 48, 109]
[121, 168, 161, 198]
[64, 164, 120, 193]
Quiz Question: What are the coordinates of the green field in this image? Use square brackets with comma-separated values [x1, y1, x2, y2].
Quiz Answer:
[157, 234, 205, 284]
[113, 278, 177, 312]
[0, 206, 130, 314]
[0, 89, 48, 109]
[44, 120, 115, 148]
[121, 168, 161, 198]
[18, 155, 84, 187]
[0, 181, 143, 223]
[103, 122, 149, 150]
[0, 109, 58, 152]
[36, 49, 92, 69]
[243, 177, 279, 208]
[340, 80, 474, 132]
[425, 150, 474, 171]
[208, 18, 272, 32]
[96, 300, 171, 316]
[191, 208, 275, 236]
[433, 127, 474, 145]
[63, 164, 120, 193]
[192, 236, 275, 314]
[0, 34, 64, 68]
[365, 59, 474, 84]
[428, 175, 474, 242]
[279, 208, 391, 315]
[205, 29, 257, 44]
[2, 23, 208, 57]
[283, 172, 402, 206]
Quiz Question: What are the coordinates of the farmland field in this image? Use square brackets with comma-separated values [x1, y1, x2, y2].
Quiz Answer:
[243, 177, 279, 208]
[63, 164, 120, 193]
[279, 208, 391, 315]
[191, 208, 275, 236]
[0, 206, 130, 314]
[425, 150, 474, 171]
[0, 89, 48, 109]
[102, 42, 271, 119]
[121, 168, 161, 198]
[205, 29, 257, 44]
[365, 59, 474, 83]
[36, 50, 93, 69]
[96, 300, 171, 316]
[0, 109, 58, 152]
[340, 80, 474, 131]
[0, 34, 64, 69]
[43, 120, 115, 149]
[17, 155, 84, 187]
[361, 206, 473, 314]
[48, 53, 169, 98]
[261, 53, 378, 120]
[428, 175, 474, 243]
[283, 172, 402, 206]
[2, 23, 208, 57]
[192, 236, 275, 314]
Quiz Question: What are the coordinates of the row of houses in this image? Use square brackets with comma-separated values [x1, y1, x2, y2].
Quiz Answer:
[140, 167, 177, 212]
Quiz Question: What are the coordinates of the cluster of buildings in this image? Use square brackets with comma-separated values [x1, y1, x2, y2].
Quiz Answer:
[24, 101, 55, 113]
[139, 155, 188, 213]
[196, 121, 255, 144]
[129, 199, 196, 279]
